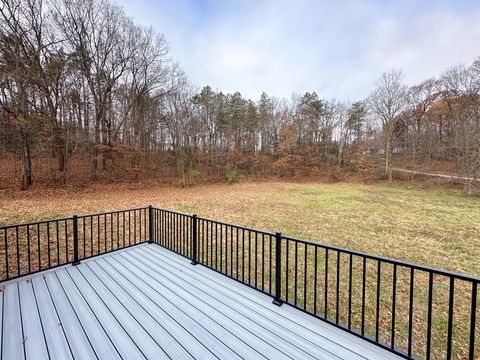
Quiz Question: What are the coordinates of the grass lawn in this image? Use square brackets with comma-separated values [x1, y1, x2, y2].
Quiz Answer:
[1, 181, 479, 358]
[1, 181, 478, 276]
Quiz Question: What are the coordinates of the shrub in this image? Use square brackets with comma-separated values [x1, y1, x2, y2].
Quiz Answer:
[223, 167, 239, 184]
[187, 169, 201, 184]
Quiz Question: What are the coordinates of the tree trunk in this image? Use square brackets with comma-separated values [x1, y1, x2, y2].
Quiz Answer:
[21, 133, 32, 189]
[385, 137, 393, 182]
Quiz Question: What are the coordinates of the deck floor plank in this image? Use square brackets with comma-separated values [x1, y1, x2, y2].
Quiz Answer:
[3, 282, 24, 360]
[1, 244, 402, 360]
[31, 276, 72, 360]
[18, 279, 49, 360]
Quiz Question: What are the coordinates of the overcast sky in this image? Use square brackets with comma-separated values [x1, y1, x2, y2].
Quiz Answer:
[117, 0, 480, 102]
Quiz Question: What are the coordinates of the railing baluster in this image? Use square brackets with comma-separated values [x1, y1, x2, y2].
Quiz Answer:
[236, 227, 239, 278]
[210, 221, 213, 267]
[230, 226, 234, 277]
[286, 239, 290, 303]
[83, 217, 87, 257]
[220, 224, 223, 272]
[65, 219, 68, 263]
[111, 213, 114, 249]
[469, 282, 477, 360]
[325, 248, 329, 318]
[361, 257, 366, 336]
[202, 219, 205, 262]
[215, 222, 218, 270]
[255, 232, 258, 288]
[248, 230, 251, 284]
[376, 260, 381, 342]
[426, 272, 433, 359]
[242, 228, 245, 282]
[122, 212, 126, 248]
[104, 213, 107, 250]
[304, 243, 308, 311]
[348, 253, 352, 330]
[262, 233, 265, 292]
[47, 222, 51, 267]
[4, 228, 8, 280]
[15, 226, 19, 276]
[27, 225, 31, 273]
[37, 223, 40, 271]
[56, 221, 60, 265]
[391, 264, 397, 349]
[314, 246, 317, 314]
[446, 276, 454, 359]
[269, 234, 273, 294]
[336, 251, 340, 324]
[294, 241, 298, 306]
[408, 267, 414, 357]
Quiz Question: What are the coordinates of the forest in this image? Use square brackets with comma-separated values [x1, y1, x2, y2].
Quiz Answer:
[0, 0, 479, 192]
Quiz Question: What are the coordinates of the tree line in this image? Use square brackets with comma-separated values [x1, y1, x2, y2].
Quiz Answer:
[1, 0, 479, 191]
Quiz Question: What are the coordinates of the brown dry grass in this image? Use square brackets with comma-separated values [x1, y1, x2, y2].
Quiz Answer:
[1, 181, 479, 276]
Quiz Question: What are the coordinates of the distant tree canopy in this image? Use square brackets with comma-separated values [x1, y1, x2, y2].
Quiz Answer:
[0, 0, 479, 192]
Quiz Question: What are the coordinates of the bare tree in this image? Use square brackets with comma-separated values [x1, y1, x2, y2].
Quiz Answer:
[368, 69, 408, 181]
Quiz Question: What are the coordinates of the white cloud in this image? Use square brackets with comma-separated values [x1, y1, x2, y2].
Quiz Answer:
[117, 0, 480, 101]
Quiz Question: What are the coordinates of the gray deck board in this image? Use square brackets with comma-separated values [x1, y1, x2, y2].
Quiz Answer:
[31, 276, 72, 360]
[3, 282, 24, 360]
[18, 279, 49, 360]
[0, 243, 402, 360]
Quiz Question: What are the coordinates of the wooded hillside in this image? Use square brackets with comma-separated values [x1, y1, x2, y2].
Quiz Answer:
[1, 0, 479, 192]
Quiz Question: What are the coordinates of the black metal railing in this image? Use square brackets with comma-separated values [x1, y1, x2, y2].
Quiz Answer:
[0, 206, 478, 359]
[153, 209, 479, 360]
[0, 206, 152, 282]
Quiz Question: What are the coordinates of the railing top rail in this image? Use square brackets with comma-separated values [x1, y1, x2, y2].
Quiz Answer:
[281, 234, 480, 283]
[154, 208, 193, 217]
[77, 206, 150, 219]
[0, 216, 73, 231]
[195, 215, 276, 237]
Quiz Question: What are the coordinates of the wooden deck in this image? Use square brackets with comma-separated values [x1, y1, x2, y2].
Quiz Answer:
[0, 244, 401, 360]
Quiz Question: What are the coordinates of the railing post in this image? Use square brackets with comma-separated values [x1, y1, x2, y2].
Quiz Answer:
[273, 232, 283, 306]
[72, 215, 80, 266]
[191, 214, 198, 265]
[148, 205, 154, 244]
